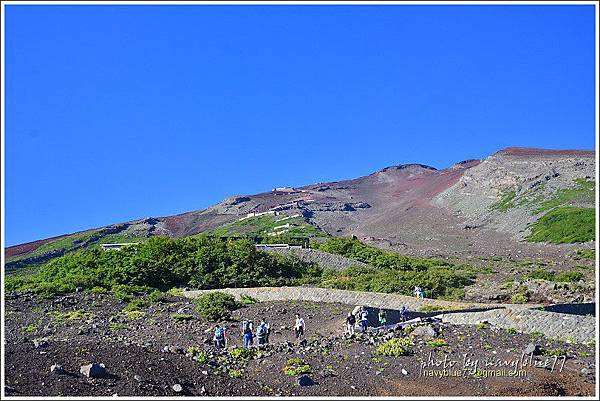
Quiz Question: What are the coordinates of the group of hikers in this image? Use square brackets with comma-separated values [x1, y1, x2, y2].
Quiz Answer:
[345, 305, 410, 335]
[213, 306, 412, 349]
[213, 314, 306, 349]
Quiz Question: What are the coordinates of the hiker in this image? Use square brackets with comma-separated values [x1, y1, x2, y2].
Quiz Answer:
[399, 305, 409, 322]
[346, 312, 356, 335]
[214, 324, 227, 349]
[378, 309, 387, 327]
[263, 319, 271, 344]
[242, 320, 254, 349]
[256, 319, 269, 348]
[294, 314, 305, 339]
[414, 286, 421, 299]
[359, 308, 369, 333]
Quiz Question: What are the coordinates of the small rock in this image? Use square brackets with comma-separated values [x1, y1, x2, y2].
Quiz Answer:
[33, 338, 49, 348]
[50, 364, 65, 374]
[297, 375, 314, 386]
[80, 363, 107, 378]
[172, 384, 183, 393]
[134, 375, 142, 382]
[402, 369, 408, 375]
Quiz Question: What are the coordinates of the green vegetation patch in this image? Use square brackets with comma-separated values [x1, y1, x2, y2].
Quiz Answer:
[5, 236, 322, 297]
[527, 207, 595, 244]
[314, 238, 476, 300]
[492, 190, 517, 212]
[573, 249, 595, 260]
[536, 179, 595, 214]
[375, 337, 414, 357]
[211, 214, 327, 239]
[193, 292, 239, 321]
[283, 358, 311, 376]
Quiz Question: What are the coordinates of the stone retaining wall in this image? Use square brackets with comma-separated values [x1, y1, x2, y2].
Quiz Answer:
[437, 308, 596, 344]
[184, 286, 596, 343]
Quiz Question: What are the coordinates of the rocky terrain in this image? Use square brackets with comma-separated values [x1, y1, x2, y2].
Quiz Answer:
[4, 292, 596, 397]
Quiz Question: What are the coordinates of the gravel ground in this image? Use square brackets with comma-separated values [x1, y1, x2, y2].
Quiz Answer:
[4, 292, 596, 397]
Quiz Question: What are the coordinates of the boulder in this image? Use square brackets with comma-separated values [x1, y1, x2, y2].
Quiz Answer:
[410, 325, 438, 338]
[80, 363, 107, 378]
[297, 375, 314, 386]
[523, 343, 542, 356]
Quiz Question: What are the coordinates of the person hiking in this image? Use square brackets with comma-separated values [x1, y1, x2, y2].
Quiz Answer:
[242, 320, 254, 349]
[378, 309, 387, 327]
[294, 314, 305, 339]
[213, 324, 227, 349]
[414, 286, 422, 299]
[256, 320, 269, 348]
[359, 308, 369, 333]
[346, 312, 356, 335]
[399, 305, 409, 322]
[263, 319, 271, 344]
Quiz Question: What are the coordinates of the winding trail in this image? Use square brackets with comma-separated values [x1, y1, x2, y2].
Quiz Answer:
[184, 286, 596, 343]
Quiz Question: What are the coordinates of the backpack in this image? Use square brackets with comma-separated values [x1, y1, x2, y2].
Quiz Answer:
[215, 327, 224, 339]
[257, 324, 267, 337]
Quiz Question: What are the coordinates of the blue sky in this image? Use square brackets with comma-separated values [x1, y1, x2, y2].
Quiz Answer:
[5, 4, 596, 246]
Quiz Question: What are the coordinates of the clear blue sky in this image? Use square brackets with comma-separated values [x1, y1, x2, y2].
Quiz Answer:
[5, 4, 596, 246]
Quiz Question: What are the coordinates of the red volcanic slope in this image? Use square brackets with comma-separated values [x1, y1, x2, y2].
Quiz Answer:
[5, 234, 71, 258]
[496, 147, 595, 157]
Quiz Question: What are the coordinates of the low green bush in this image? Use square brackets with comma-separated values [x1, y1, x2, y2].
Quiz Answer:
[172, 313, 194, 322]
[375, 337, 414, 357]
[283, 358, 311, 376]
[555, 271, 583, 282]
[239, 294, 258, 305]
[193, 292, 239, 321]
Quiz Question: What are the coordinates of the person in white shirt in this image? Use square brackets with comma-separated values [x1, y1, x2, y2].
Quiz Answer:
[294, 314, 305, 339]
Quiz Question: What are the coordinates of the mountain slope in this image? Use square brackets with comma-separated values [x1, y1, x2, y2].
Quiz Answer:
[5, 147, 595, 269]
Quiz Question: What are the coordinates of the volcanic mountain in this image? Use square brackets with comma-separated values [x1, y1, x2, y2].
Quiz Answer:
[5, 147, 596, 269]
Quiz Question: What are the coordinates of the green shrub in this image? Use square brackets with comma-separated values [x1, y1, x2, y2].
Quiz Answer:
[89, 286, 108, 294]
[229, 347, 256, 363]
[122, 310, 145, 320]
[193, 292, 239, 321]
[574, 249, 595, 260]
[109, 322, 126, 332]
[20, 324, 37, 333]
[555, 271, 583, 282]
[528, 207, 595, 244]
[527, 268, 556, 281]
[426, 339, 448, 347]
[314, 238, 475, 299]
[49, 310, 93, 321]
[187, 346, 208, 363]
[239, 294, 258, 305]
[6, 236, 318, 296]
[375, 337, 414, 357]
[283, 359, 311, 376]
[505, 327, 518, 335]
[148, 290, 166, 303]
[172, 313, 194, 322]
[124, 297, 151, 311]
[511, 293, 528, 304]
[167, 287, 185, 297]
